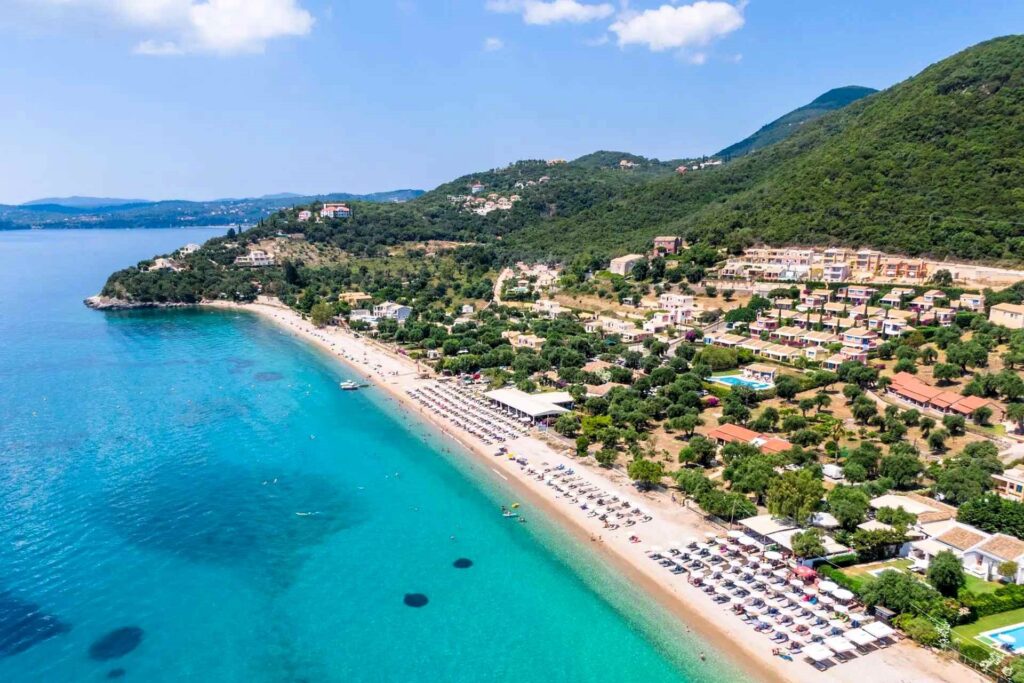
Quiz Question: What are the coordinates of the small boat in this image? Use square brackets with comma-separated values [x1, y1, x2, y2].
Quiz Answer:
[339, 380, 360, 391]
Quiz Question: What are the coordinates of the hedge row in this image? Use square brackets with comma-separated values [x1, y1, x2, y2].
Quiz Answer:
[960, 583, 1024, 619]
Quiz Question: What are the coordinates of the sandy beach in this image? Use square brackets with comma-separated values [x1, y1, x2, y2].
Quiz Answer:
[208, 297, 985, 683]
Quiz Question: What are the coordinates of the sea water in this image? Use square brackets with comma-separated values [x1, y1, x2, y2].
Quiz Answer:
[0, 229, 745, 682]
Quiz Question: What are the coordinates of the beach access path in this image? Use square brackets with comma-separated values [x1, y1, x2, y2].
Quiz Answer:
[207, 298, 985, 683]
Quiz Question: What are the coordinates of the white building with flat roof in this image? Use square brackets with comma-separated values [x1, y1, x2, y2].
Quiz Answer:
[483, 388, 574, 423]
[373, 302, 412, 323]
[609, 254, 646, 277]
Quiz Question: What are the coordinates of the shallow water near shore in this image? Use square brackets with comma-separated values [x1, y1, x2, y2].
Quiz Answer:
[0, 229, 745, 682]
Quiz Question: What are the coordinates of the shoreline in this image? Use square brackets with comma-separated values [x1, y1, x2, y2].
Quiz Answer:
[200, 298, 983, 683]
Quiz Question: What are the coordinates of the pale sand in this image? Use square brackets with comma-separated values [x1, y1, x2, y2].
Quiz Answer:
[206, 298, 984, 683]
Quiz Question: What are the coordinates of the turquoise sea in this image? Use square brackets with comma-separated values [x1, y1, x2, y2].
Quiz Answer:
[0, 229, 744, 682]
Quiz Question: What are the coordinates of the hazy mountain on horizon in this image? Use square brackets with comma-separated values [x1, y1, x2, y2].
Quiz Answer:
[18, 190, 423, 209]
[22, 196, 150, 209]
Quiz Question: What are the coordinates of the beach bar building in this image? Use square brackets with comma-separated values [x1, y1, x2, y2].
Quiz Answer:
[484, 388, 574, 424]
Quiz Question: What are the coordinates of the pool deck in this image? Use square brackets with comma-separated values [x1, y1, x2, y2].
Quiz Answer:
[708, 374, 774, 391]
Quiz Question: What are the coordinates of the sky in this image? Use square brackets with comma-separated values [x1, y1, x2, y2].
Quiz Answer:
[1, 0, 1022, 204]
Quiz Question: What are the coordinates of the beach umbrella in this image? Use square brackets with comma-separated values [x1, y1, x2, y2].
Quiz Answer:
[648, 545, 664, 556]
[764, 550, 783, 562]
[811, 626, 830, 638]
[812, 609, 831, 621]
[804, 643, 834, 662]
[832, 588, 854, 602]
[825, 636, 855, 654]
[727, 530, 743, 539]
[686, 537, 699, 547]
[737, 535, 757, 546]
[794, 565, 817, 579]
[863, 621, 895, 639]
[818, 580, 839, 593]
[817, 594, 835, 606]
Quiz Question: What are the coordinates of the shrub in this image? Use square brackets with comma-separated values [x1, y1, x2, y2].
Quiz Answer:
[817, 565, 863, 594]
[955, 641, 990, 664]
[894, 614, 943, 647]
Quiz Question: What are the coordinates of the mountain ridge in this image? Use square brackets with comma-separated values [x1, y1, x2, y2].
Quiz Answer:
[716, 85, 877, 159]
[505, 36, 1024, 263]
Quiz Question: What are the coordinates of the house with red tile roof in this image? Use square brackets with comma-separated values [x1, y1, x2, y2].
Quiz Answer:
[707, 423, 792, 455]
[887, 372, 1003, 421]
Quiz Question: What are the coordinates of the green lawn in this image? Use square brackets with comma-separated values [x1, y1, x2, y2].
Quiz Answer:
[843, 558, 913, 577]
[953, 606, 1024, 653]
[964, 574, 1003, 595]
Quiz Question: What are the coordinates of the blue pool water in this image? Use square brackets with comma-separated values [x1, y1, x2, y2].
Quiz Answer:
[0, 229, 744, 682]
[709, 375, 774, 391]
[980, 623, 1024, 652]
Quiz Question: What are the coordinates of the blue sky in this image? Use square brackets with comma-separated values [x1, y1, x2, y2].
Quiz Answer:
[1, 0, 1022, 204]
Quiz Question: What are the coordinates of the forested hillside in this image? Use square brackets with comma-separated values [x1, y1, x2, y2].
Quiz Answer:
[505, 36, 1024, 263]
[716, 85, 877, 158]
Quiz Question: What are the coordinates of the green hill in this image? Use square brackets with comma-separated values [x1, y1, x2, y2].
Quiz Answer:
[506, 36, 1024, 263]
[717, 86, 877, 158]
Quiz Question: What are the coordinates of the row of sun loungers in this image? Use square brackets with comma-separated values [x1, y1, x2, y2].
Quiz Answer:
[520, 467, 655, 531]
[644, 535, 898, 670]
[407, 382, 529, 444]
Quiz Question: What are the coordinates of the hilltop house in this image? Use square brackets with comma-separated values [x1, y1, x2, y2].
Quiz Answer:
[234, 250, 275, 267]
[321, 203, 351, 219]
[609, 254, 646, 277]
[653, 236, 682, 255]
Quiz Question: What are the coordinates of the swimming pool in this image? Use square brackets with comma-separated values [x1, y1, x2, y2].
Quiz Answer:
[979, 623, 1024, 652]
[709, 375, 774, 391]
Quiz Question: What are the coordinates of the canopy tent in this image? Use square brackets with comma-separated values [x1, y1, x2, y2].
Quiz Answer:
[845, 628, 877, 646]
[804, 643, 835, 662]
[825, 636, 856, 654]
[864, 621, 896, 639]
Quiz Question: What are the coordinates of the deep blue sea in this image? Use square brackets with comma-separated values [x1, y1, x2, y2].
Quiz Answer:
[0, 229, 743, 682]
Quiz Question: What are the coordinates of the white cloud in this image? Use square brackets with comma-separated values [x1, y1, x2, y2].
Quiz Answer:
[133, 39, 185, 55]
[609, 1, 744, 52]
[41, 0, 315, 55]
[487, 0, 614, 25]
[684, 51, 706, 65]
[483, 36, 505, 51]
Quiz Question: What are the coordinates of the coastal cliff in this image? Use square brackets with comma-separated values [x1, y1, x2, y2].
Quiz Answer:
[83, 295, 199, 311]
